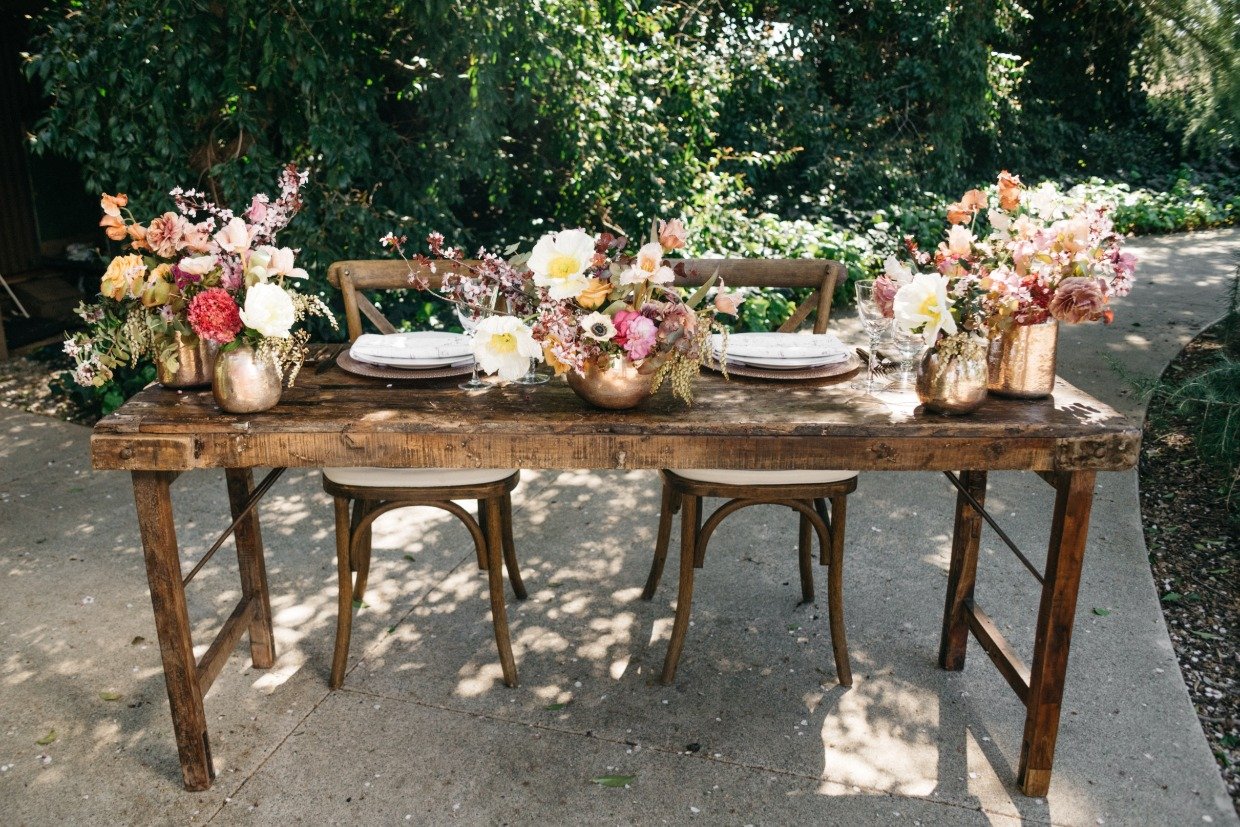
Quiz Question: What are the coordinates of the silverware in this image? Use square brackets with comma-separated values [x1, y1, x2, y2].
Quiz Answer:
[314, 343, 347, 375]
[856, 348, 891, 376]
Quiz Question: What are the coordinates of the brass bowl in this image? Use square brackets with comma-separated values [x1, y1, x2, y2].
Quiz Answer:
[566, 357, 655, 410]
[213, 345, 282, 414]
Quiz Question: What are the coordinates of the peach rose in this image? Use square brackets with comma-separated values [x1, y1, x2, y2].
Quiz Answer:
[576, 278, 613, 310]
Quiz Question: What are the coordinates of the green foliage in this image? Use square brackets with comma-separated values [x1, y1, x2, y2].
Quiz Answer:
[51, 360, 155, 418]
[1157, 258, 1240, 517]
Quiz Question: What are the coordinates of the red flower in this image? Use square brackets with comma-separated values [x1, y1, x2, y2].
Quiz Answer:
[188, 287, 243, 344]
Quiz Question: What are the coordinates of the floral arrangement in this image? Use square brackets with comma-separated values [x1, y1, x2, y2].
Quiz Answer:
[66, 165, 334, 388]
[383, 218, 740, 401]
[876, 170, 1137, 350]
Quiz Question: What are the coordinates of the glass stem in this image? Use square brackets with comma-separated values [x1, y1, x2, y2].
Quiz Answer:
[867, 333, 879, 392]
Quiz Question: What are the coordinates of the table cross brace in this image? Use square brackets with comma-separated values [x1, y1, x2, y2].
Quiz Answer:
[182, 467, 286, 586]
[943, 471, 1045, 584]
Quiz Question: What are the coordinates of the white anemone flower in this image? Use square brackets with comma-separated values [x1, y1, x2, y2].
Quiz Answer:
[528, 229, 596, 299]
[619, 241, 675, 285]
[893, 272, 958, 345]
[473, 315, 542, 381]
[580, 311, 617, 341]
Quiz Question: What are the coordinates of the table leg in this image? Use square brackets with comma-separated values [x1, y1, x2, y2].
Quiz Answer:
[225, 469, 276, 669]
[939, 470, 988, 670]
[660, 494, 700, 685]
[131, 471, 214, 791]
[1018, 470, 1095, 796]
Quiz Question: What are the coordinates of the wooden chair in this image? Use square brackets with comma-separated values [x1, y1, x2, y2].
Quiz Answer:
[643, 258, 856, 687]
[324, 260, 527, 689]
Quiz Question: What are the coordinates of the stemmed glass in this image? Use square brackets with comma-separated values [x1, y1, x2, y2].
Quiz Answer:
[456, 308, 491, 392]
[852, 281, 891, 392]
[888, 325, 924, 390]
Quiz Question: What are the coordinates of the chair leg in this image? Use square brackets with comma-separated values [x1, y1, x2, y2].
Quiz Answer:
[797, 508, 815, 604]
[690, 496, 706, 567]
[824, 495, 852, 687]
[474, 500, 490, 570]
[330, 495, 355, 690]
[642, 484, 678, 600]
[351, 500, 374, 605]
[481, 497, 519, 688]
[660, 493, 700, 684]
[499, 494, 527, 600]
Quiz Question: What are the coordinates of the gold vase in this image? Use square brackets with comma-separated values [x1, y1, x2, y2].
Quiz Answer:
[157, 332, 216, 389]
[987, 319, 1059, 399]
[566, 356, 656, 410]
[212, 345, 282, 414]
[916, 340, 988, 415]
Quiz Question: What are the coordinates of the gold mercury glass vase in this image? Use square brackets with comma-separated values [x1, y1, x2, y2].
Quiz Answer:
[916, 337, 989, 415]
[566, 356, 656, 410]
[987, 319, 1059, 399]
[212, 344, 283, 414]
[156, 332, 216, 389]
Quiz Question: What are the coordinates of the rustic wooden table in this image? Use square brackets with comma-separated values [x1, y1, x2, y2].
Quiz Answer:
[91, 359, 1140, 796]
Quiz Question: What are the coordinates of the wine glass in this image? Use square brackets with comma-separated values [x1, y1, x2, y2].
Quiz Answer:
[888, 325, 924, 390]
[852, 281, 891, 392]
[456, 307, 491, 392]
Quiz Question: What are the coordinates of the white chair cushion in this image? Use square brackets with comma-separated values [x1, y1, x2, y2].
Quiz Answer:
[322, 467, 517, 487]
[671, 468, 858, 486]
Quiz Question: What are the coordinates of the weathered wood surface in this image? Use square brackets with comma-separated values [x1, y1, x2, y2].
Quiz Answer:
[92, 363, 1140, 472]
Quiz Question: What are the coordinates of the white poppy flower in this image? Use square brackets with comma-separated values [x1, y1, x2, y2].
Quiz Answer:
[580, 311, 617, 341]
[527, 229, 596, 299]
[239, 282, 296, 338]
[473, 315, 542, 381]
[893, 272, 958, 345]
[619, 241, 675, 285]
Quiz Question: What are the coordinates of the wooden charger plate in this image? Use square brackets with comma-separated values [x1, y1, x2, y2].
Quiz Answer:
[705, 352, 861, 381]
[336, 349, 474, 381]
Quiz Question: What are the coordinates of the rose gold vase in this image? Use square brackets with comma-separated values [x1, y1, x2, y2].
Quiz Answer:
[987, 320, 1059, 399]
[566, 357, 655, 410]
[157, 332, 216, 389]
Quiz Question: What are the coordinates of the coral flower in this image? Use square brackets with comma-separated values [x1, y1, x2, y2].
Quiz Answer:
[100, 193, 128, 217]
[188, 287, 243, 344]
[997, 170, 1022, 211]
[576, 278, 613, 310]
[99, 213, 128, 241]
[657, 218, 688, 251]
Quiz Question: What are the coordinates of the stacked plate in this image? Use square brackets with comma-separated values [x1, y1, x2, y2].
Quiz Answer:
[349, 332, 473, 369]
[712, 332, 850, 370]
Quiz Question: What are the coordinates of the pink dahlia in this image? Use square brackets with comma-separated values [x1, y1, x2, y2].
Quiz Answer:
[188, 287, 243, 344]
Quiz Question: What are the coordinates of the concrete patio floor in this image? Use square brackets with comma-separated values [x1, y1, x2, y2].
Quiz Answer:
[1, 228, 1236, 825]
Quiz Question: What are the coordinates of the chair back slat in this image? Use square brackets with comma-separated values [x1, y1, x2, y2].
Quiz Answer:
[327, 256, 845, 340]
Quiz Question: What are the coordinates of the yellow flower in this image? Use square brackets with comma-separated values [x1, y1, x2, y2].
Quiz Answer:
[576, 278, 612, 310]
[100, 254, 147, 301]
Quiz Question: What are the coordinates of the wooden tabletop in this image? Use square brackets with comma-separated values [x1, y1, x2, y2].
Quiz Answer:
[91, 353, 1141, 473]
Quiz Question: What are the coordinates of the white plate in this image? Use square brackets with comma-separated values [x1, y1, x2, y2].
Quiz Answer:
[350, 331, 472, 362]
[350, 352, 474, 369]
[721, 352, 850, 369]
[712, 332, 848, 360]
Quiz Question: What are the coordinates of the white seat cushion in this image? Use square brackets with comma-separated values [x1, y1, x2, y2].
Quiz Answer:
[671, 469, 858, 486]
[322, 467, 517, 487]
